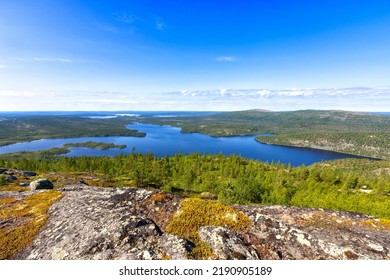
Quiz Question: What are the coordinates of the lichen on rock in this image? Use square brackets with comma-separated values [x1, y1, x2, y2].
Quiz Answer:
[0, 183, 388, 260]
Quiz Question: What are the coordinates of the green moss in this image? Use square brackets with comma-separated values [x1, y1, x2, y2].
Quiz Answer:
[0, 174, 6, 186]
[0, 190, 63, 259]
[165, 198, 251, 258]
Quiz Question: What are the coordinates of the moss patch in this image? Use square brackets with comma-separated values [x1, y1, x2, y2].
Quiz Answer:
[0, 190, 63, 259]
[300, 211, 350, 230]
[359, 219, 390, 231]
[165, 198, 251, 258]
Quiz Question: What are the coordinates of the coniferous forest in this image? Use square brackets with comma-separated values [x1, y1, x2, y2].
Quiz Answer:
[1, 153, 389, 219]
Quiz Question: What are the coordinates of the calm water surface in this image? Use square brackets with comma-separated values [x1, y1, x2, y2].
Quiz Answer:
[0, 123, 363, 166]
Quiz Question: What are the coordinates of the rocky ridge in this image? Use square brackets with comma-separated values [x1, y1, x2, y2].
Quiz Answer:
[1, 183, 387, 260]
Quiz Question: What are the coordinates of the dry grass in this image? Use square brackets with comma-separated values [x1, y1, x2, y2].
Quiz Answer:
[300, 211, 351, 230]
[0, 190, 63, 259]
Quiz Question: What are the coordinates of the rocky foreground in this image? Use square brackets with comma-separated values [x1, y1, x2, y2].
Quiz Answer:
[1, 183, 388, 260]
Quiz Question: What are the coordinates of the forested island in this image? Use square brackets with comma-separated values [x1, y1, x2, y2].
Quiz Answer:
[63, 141, 126, 150]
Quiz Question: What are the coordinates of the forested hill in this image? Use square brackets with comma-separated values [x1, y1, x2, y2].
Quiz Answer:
[140, 110, 390, 159]
[143, 109, 390, 135]
[0, 116, 145, 147]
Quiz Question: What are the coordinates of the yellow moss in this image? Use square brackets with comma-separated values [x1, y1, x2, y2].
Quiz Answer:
[0, 181, 27, 192]
[190, 241, 213, 259]
[0, 190, 63, 259]
[161, 255, 172, 260]
[165, 198, 251, 259]
[149, 192, 167, 203]
[359, 219, 390, 231]
[0, 197, 18, 207]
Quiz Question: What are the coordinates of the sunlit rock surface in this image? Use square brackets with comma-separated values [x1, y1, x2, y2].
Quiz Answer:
[4, 185, 388, 260]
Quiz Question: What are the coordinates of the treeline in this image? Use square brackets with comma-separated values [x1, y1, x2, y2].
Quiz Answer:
[257, 131, 390, 159]
[139, 109, 390, 136]
[1, 153, 389, 219]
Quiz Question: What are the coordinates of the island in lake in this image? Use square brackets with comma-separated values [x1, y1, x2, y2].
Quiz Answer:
[63, 141, 127, 150]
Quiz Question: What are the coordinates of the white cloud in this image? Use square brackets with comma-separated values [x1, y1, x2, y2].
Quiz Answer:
[216, 56, 236, 62]
[0, 90, 39, 97]
[0, 88, 389, 112]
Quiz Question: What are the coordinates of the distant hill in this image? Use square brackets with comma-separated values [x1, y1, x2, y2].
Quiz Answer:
[139, 109, 390, 159]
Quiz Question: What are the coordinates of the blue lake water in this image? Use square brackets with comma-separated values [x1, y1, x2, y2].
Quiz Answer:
[0, 122, 363, 166]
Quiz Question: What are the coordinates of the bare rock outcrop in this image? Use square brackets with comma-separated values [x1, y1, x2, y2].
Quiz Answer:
[19, 185, 190, 260]
[198, 226, 259, 260]
[236, 205, 390, 260]
[5, 185, 388, 260]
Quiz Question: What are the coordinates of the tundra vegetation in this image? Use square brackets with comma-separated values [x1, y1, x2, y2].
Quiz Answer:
[0, 190, 63, 259]
[1, 153, 389, 219]
[0, 110, 389, 259]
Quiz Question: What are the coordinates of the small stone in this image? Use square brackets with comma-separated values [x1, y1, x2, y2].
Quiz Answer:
[23, 171, 37, 177]
[5, 174, 17, 182]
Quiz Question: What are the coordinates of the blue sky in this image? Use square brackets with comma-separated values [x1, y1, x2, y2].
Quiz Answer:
[1, 0, 390, 111]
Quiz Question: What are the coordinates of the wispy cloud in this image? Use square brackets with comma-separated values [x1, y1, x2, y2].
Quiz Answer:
[171, 88, 390, 98]
[12, 57, 73, 63]
[115, 12, 135, 24]
[156, 18, 167, 31]
[216, 56, 236, 62]
[96, 22, 121, 34]
[33, 57, 73, 63]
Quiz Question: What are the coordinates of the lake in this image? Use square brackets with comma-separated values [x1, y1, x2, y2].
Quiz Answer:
[0, 122, 363, 166]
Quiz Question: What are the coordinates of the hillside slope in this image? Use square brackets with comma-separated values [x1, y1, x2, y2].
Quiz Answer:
[1, 184, 388, 260]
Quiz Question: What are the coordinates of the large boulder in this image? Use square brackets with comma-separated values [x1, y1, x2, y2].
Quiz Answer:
[29, 179, 54, 190]
[21, 185, 192, 260]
